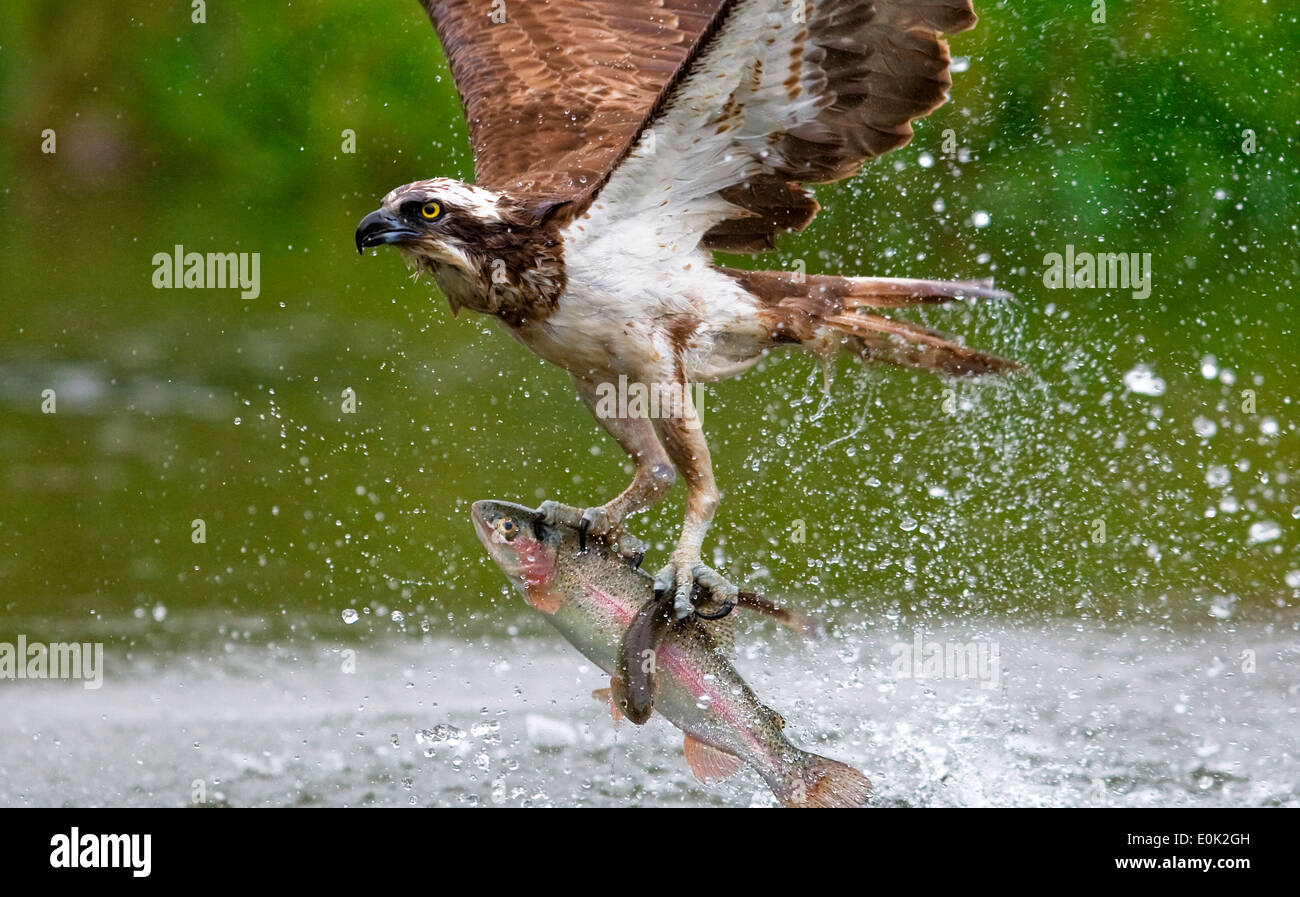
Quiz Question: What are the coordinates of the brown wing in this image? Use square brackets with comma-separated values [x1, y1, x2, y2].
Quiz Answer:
[703, 0, 980, 251]
[783, 0, 976, 181]
[566, 1, 981, 253]
[421, 0, 728, 204]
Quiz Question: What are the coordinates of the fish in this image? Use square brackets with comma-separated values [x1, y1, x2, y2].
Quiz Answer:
[470, 499, 872, 808]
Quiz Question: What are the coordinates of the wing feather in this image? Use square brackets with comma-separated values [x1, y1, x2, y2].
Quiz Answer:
[421, 0, 730, 206]
[573, 0, 978, 252]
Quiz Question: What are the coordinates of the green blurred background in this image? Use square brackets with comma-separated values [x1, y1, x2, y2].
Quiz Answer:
[1, 0, 1296, 644]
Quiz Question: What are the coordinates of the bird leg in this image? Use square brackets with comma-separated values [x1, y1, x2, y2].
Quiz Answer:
[539, 374, 676, 564]
[648, 387, 738, 620]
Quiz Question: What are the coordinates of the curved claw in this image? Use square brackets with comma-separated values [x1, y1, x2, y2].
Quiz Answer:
[577, 516, 589, 553]
[654, 559, 738, 620]
[694, 600, 736, 621]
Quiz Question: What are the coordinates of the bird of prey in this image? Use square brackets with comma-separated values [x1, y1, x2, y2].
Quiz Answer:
[356, 1, 1017, 633]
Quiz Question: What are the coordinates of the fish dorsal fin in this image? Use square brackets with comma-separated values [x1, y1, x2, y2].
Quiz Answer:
[683, 734, 744, 783]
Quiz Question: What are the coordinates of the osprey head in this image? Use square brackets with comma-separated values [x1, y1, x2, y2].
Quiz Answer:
[355, 177, 567, 322]
[355, 178, 507, 268]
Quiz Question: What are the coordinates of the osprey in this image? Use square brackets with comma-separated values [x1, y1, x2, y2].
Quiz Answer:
[356, 0, 1017, 641]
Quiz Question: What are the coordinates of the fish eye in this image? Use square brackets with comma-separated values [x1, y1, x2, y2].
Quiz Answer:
[495, 517, 518, 541]
[420, 201, 442, 220]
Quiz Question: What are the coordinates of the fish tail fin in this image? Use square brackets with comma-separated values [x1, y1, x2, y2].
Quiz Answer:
[771, 753, 873, 808]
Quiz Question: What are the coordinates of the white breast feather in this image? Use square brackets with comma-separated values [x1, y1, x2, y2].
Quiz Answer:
[549, 0, 830, 384]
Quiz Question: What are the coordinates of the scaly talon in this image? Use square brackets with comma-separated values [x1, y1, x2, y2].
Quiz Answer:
[614, 532, 647, 568]
[538, 500, 585, 530]
[692, 563, 739, 603]
[652, 557, 738, 620]
[539, 500, 646, 565]
[650, 561, 681, 611]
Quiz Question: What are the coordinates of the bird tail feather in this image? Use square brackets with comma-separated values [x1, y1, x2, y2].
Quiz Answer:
[725, 268, 1022, 377]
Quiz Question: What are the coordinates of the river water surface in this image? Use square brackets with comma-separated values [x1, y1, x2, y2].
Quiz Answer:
[3, 612, 1294, 807]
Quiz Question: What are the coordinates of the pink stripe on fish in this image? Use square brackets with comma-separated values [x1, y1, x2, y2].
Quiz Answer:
[574, 570, 639, 626]
[573, 571, 773, 765]
[658, 640, 771, 762]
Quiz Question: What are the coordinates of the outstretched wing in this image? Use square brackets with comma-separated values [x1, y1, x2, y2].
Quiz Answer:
[574, 0, 978, 252]
[421, 0, 728, 204]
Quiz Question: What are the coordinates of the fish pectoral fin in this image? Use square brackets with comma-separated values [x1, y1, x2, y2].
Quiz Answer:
[523, 583, 565, 615]
[683, 735, 745, 784]
[591, 682, 625, 724]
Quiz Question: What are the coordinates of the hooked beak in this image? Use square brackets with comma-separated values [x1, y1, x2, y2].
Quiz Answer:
[355, 209, 418, 254]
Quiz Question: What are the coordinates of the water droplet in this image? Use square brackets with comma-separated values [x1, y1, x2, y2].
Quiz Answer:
[1205, 466, 1229, 488]
[1247, 521, 1281, 545]
[470, 721, 499, 739]
[1193, 416, 1217, 438]
[341, 608, 359, 624]
[415, 724, 465, 745]
[1123, 365, 1165, 396]
[1208, 596, 1236, 620]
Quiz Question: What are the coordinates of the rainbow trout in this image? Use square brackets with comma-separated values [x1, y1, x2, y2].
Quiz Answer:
[471, 499, 871, 808]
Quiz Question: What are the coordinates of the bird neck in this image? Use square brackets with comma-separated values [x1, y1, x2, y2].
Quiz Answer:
[429, 217, 566, 328]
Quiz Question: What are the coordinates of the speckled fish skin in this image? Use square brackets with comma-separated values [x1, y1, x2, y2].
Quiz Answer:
[471, 499, 871, 807]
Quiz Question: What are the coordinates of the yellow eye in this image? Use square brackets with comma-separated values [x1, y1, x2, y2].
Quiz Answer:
[495, 517, 518, 541]
[421, 201, 442, 219]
